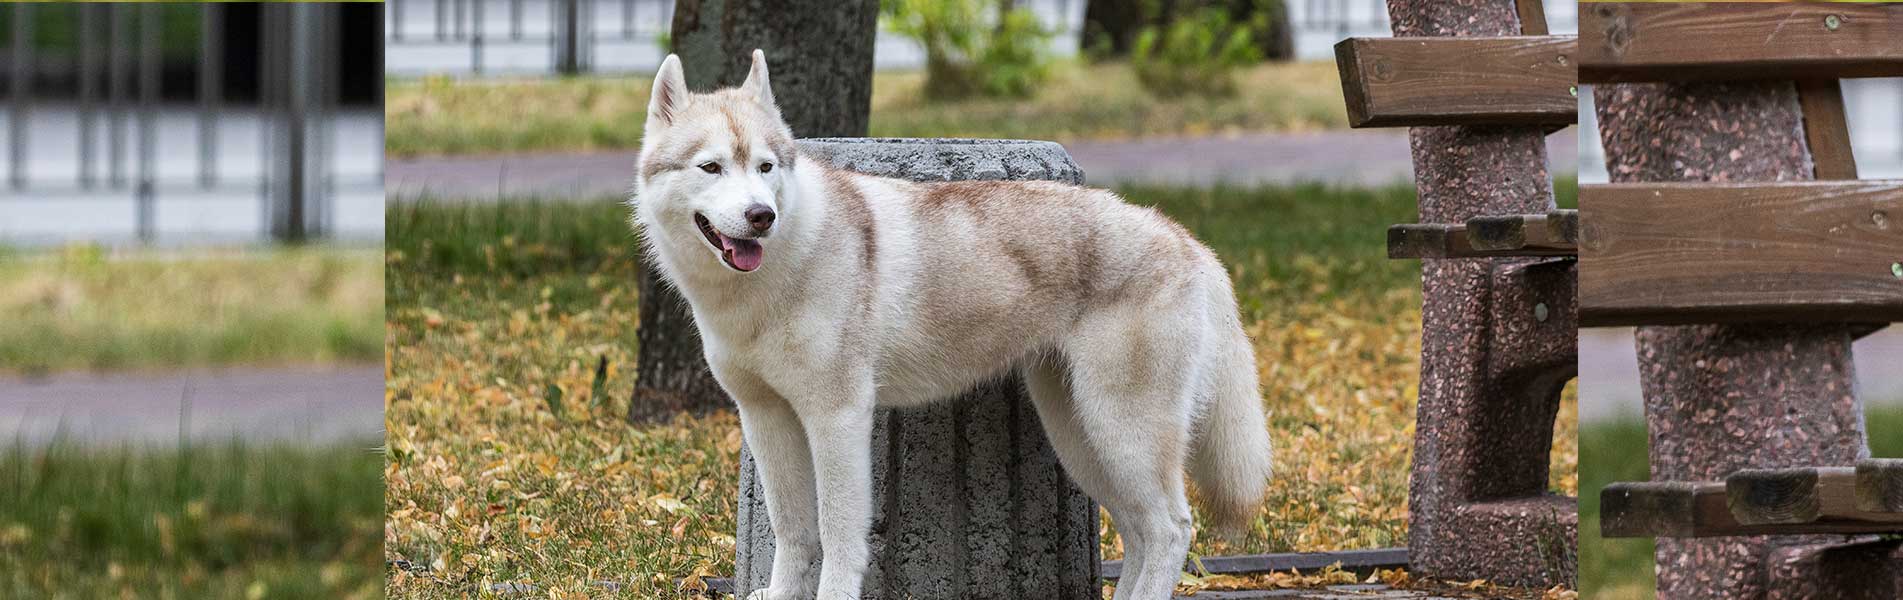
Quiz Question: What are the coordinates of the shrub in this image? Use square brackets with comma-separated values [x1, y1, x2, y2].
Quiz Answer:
[1131, 7, 1264, 98]
[882, 0, 1054, 99]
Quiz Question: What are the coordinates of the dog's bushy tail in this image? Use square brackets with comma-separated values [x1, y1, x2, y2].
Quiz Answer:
[1190, 290, 1273, 540]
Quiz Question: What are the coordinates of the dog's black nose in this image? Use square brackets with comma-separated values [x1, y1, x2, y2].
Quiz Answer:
[745, 204, 776, 233]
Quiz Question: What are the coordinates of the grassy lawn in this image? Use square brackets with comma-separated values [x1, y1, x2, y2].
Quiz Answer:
[384, 60, 1348, 158]
[0, 439, 384, 599]
[383, 181, 1580, 597]
[0, 245, 383, 375]
[1580, 406, 1903, 599]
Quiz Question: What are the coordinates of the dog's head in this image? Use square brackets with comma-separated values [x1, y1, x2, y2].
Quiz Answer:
[634, 50, 796, 274]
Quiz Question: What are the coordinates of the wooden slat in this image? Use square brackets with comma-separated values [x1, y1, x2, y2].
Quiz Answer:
[1516, 0, 1549, 36]
[1580, 3, 1903, 83]
[1389, 211, 1580, 259]
[1798, 79, 1859, 181]
[1334, 36, 1578, 128]
[1852, 322, 1892, 341]
[1859, 459, 1903, 514]
[1389, 224, 1475, 259]
[1727, 467, 1903, 526]
[1468, 209, 1579, 255]
[1603, 481, 1903, 538]
[1579, 181, 1903, 326]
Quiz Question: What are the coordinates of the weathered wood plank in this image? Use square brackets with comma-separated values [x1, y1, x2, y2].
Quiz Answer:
[1390, 211, 1580, 259]
[1603, 481, 1903, 538]
[1389, 224, 1475, 259]
[1468, 209, 1578, 255]
[1580, 3, 1903, 83]
[1334, 36, 1577, 128]
[1578, 181, 1903, 326]
[1515, 0, 1548, 36]
[1797, 80, 1859, 181]
[1727, 467, 1903, 526]
[1858, 459, 1903, 514]
[1852, 322, 1891, 341]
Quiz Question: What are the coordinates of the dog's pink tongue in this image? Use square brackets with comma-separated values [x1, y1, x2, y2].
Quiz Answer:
[724, 237, 764, 272]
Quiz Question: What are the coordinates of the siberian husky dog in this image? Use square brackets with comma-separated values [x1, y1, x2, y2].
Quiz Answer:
[631, 50, 1274, 600]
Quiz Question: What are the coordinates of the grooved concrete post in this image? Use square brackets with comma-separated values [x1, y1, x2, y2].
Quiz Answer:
[734, 138, 1101, 600]
[1386, 0, 1578, 587]
[1593, 79, 1871, 598]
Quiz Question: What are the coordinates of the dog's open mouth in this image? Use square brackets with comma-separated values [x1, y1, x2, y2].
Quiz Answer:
[694, 213, 764, 272]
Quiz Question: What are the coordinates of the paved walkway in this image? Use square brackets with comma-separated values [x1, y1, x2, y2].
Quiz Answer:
[387, 130, 1580, 201]
[0, 365, 384, 446]
[1580, 327, 1903, 423]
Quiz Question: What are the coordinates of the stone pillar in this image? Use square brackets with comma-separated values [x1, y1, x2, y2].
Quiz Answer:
[1593, 80, 1870, 599]
[733, 139, 1101, 600]
[1385, 0, 1579, 588]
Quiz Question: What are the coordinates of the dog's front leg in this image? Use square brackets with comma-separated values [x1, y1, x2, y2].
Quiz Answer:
[734, 396, 820, 599]
[800, 392, 876, 600]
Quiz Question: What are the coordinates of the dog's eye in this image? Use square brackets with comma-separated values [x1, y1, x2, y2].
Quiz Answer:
[759, 162, 774, 174]
[699, 162, 722, 175]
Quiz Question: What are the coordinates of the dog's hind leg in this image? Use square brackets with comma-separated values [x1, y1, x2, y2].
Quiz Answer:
[1023, 354, 1150, 598]
[1061, 303, 1205, 600]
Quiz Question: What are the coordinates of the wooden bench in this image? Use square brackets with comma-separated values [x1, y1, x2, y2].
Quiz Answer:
[1333, 0, 1577, 588]
[1582, 4, 1903, 596]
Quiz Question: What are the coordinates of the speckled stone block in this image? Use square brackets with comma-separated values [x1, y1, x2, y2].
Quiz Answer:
[1766, 540, 1903, 600]
[1594, 81, 1870, 599]
[732, 139, 1098, 600]
[1385, 0, 1578, 588]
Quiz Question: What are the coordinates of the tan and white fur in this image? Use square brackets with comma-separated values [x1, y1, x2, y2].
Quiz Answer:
[631, 50, 1274, 600]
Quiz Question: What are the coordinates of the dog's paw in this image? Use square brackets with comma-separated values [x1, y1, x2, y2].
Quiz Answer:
[745, 588, 798, 600]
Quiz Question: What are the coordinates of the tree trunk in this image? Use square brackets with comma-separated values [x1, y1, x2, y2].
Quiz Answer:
[1084, 0, 1293, 61]
[1593, 80, 1869, 599]
[1256, 0, 1294, 61]
[632, 0, 877, 423]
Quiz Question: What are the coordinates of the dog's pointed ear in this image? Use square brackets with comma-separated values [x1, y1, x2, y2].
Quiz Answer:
[649, 54, 687, 127]
[741, 49, 776, 109]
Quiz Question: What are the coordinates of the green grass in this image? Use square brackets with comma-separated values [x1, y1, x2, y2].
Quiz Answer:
[385, 60, 1349, 158]
[383, 183, 1580, 597]
[1580, 405, 1903, 599]
[0, 439, 384, 599]
[0, 245, 383, 375]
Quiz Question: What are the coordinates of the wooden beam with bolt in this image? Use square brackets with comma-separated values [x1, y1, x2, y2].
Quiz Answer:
[1335, 36, 1578, 128]
[1579, 2, 1903, 83]
[1579, 181, 1903, 326]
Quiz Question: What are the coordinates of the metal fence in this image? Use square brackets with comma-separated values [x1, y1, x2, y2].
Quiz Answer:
[387, 0, 663, 75]
[1290, 0, 1577, 59]
[384, 0, 1090, 76]
[1, 4, 380, 245]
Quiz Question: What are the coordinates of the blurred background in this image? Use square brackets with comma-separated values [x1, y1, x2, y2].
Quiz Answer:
[380, 0, 1579, 596]
[1576, 81, 1903, 598]
[0, 4, 383, 598]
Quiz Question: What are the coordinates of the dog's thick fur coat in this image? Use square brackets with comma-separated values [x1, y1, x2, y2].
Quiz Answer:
[631, 51, 1274, 600]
